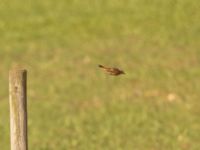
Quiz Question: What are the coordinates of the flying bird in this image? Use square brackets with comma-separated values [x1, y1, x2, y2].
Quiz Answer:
[98, 65, 125, 76]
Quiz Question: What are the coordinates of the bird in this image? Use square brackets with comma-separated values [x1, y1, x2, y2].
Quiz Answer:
[98, 64, 125, 76]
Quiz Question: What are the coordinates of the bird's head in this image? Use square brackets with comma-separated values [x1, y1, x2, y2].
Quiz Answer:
[120, 70, 125, 74]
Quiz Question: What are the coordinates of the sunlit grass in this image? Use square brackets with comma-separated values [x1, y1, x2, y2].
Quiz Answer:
[0, 0, 200, 149]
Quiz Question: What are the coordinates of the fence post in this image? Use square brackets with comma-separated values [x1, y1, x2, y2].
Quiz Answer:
[9, 69, 28, 150]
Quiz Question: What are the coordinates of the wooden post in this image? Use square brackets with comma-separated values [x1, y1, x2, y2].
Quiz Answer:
[9, 69, 28, 150]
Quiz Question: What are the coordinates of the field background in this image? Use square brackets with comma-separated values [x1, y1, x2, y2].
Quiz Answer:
[0, 0, 200, 149]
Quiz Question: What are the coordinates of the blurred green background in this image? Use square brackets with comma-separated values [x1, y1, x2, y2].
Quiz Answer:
[0, 0, 200, 149]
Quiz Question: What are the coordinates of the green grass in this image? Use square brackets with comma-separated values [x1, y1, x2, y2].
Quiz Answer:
[0, 0, 200, 149]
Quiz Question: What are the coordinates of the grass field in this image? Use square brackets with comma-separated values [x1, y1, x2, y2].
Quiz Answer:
[0, 0, 200, 149]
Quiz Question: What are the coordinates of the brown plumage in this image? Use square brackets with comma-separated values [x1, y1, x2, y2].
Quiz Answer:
[98, 65, 125, 76]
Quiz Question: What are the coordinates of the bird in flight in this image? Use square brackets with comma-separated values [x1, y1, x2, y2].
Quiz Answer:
[98, 65, 125, 76]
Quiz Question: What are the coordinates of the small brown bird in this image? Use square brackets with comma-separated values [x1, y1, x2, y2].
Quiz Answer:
[98, 64, 125, 76]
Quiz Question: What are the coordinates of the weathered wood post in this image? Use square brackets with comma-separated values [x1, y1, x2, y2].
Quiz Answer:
[9, 69, 28, 150]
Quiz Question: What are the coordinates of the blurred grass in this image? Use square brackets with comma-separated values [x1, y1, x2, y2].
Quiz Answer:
[0, 0, 200, 149]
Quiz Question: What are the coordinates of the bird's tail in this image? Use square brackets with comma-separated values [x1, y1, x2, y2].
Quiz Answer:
[98, 64, 106, 68]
